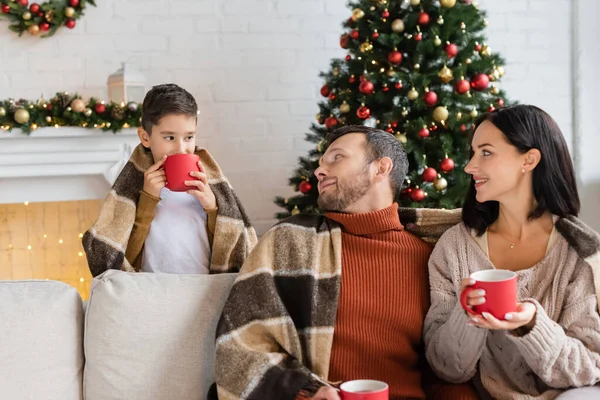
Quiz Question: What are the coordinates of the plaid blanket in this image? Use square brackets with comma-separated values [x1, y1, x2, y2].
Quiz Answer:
[214, 207, 462, 400]
[82, 144, 257, 277]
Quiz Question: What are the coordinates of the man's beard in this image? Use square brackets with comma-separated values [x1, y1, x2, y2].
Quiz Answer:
[317, 168, 371, 212]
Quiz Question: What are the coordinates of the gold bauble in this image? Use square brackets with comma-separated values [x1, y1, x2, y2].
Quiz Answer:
[413, 63, 420, 70]
[395, 133, 407, 144]
[434, 36, 442, 46]
[481, 45, 492, 56]
[437, 16, 444, 25]
[84, 108, 93, 117]
[483, 19, 488, 26]
[352, 8, 365, 21]
[27, 24, 40, 35]
[0, 107, 5, 117]
[410, 0, 421, 5]
[497, 66, 505, 76]
[457, 112, 463, 119]
[434, 177, 448, 191]
[491, 70, 500, 81]
[340, 102, 351, 113]
[332, 67, 340, 76]
[360, 41, 373, 52]
[433, 106, 449, 122]
[470, 109, 479, 118]
[316, 113, 322, 121]
[14, 108, 30, 124]
[22, 11, 31, 20]
[45, 116, 52, 122]
[71, 99, 86, 113]
[465, 58, 472, 64]
[491, 86, 500, 95]
[401, 108, 409, 117]
[291, 206, 300, 216]
[387, 69, 396, 77]
[440, 0, 457, 7]
[408, 88, 419, 101]
[460, 22, 466, 30]
[391, 19, 405, 33]
[438, 65, 453, 83]
[65, 7, 75, 18]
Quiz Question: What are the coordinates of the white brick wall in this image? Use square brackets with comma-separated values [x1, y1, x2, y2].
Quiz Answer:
[0, 0, 597, 234]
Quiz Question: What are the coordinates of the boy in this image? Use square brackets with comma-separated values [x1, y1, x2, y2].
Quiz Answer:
[83, 84, 256, 276]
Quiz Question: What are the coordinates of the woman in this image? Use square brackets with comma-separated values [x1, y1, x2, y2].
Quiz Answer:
[423, 105, 600, 399]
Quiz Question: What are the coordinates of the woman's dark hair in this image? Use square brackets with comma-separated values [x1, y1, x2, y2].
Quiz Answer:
[463, 104, 580, 235]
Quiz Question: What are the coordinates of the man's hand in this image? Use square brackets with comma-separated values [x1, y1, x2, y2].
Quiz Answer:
[185, 161, 217, 211]
[311, 387, 340, 400]
[143, 155, 167, 198]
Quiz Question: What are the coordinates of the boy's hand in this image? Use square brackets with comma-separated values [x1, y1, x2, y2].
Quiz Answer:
[186, 161, 217, 211]
[143, 155, 167, 198]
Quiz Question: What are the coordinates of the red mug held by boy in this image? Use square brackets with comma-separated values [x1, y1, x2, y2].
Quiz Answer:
[164, 153, 200, 192]
[460, 269, 518, 320]
[340, 380, 389, 400]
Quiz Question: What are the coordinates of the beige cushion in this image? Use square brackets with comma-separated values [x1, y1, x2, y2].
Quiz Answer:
[84, 270, 236, 400]
[0, 280, 84, 400]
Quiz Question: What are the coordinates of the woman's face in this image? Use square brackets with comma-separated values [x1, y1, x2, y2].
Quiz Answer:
[464, 120, 530, 203]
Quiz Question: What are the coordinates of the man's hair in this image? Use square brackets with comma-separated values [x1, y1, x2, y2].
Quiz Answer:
[141, 84, 198, 134]
[325, 125, 409, 198]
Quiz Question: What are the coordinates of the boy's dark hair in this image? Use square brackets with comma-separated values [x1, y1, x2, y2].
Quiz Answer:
[325, 125, 409, 199]
[463, 104, 580, 235]
[141, 84, 198, 134]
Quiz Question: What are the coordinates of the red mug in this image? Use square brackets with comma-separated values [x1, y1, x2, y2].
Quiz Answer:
[460, 269, 518, 320]
[340, 380, 389, 400]
[164, 153, 200, 192]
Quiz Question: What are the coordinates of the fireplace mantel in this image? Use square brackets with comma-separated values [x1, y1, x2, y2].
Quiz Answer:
[0, 127, 139, 204]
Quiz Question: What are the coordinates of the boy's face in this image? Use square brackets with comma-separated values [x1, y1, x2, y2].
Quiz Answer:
[138, 114, 197, 162]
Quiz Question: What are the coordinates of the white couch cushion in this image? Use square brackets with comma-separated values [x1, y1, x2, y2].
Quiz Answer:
[0, 280, 84, 400]
[84, 270, 236, 400]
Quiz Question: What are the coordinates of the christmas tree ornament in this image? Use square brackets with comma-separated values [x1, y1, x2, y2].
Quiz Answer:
[423, 90, 437, 106]
[434, 177, 448, 191]
[65, 18, 76, 29]
[359, 80, 375, 95]
[413, 63, 420, 70]
[496, 66, 505, 76]
[437, 16, 444, 24]
[340, 34, 349, 49]
[320, 85, 330, 97]
[470, 109, 478, 118]
[433, 106, 449, 122]
[69, 0, 80, 6]
[340, 102, 351, 113]
[414, 32, 422, 41]
[440, 157, 455, 172]
[457, 112, 463, 119]
[328, 93, 336, 101]
[480, 45, 492, 56]
[127, 102, 139, 112]
[423, 167, 437, 182]
[325, 116, 338, 129]
[382, 84, 389, 92]
[410, 0, 421, 5]
[418, 12, 430, 25]
[371, 30, 379, 39]
[94, 103, 106, 114]
[84, 108, 92, 117]
[350, 29, 359, 39]
[29, 3, 40, 13]
[352, 8, 365, 21]
[497, 98, 504, 107]
[291, 206, 300, 216]
[395, 81, 403, 89]
[27, 25, 40, 35]
[460, 21, 466, 30]
[440, 0, 457, 7]
[418, 127, 430, 138]
[471, 73, 489, 91]
[71, 99, 86, 113]
[299, 181, 312, 194]
[1, 4, 10, 13]
[391, 19, 405, 32]
[455, 78, 470, 94]
[360, 41, 373, 52]
[0, 107, 6, 117]
[483, 19, 488, 26]
[382, 9, 390, 18]
[388, 50, 402, 64]
[40, 22, 49, 31]
[411, 188, 425, 202]
[14, 108, 30, 124]
[65, 7, 75, 17]
[434, 35, 442, 46]
[445, 43, 458, 58]
[395, 132, 407, 143]
[356, 105, 371, 119]
[438, 65, 453, 83]
[45, 10, 55, 22]
[488, 105, 496, 112]
[407, 88, 419, 100]
[22, 11, 32, 20]
[345, 55, 352, 61]
[45, 116, 52, 122]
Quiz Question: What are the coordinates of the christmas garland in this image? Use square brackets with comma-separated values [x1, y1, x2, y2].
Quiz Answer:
[0, 93, 142, 134]
[0, 0, 96, 37]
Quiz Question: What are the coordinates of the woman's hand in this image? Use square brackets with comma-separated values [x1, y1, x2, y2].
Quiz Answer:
[468, 301, 537, 331]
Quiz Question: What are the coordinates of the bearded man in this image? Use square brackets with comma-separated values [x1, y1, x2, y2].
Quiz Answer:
[214, 126, 477, 400]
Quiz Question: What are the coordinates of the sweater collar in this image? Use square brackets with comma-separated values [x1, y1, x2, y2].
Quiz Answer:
[325, 203, 403, 235]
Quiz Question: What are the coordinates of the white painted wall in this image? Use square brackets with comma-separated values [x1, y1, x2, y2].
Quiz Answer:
[0, 0, 596, 233]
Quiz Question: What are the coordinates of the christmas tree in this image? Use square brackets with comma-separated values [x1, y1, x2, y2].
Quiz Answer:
[275, 0, 509, 219]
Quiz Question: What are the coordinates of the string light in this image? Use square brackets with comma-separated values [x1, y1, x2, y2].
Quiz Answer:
[27, 245, 31, 250]
[43, 234, 47, 239]
[58, 239, 63, 244]
[24, 201, 29, 205]
[80, 277, 85, 282]
[78, 252, 83, 257]
[78, 233, 83, 238]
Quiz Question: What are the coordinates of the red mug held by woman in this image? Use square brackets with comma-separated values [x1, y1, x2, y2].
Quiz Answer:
[460, 269, 518, 320]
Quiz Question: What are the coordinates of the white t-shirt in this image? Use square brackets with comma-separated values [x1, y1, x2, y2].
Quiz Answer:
[141, 188, 211, 274]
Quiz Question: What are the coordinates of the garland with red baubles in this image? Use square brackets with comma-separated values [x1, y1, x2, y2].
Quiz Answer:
[0, 0, 95, 37]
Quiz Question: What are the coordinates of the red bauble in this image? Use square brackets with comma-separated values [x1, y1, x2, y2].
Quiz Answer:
[94, 103, 106, 114]
[340, 34, 349, 49]
[391, 121, 398, 128]
[359, 80, 374, 95]
[320, 85, 330, 97]
[29, 3, 40, 13]
[414, 33, 422, 41]
[372, 31, 379, 39]
[423, 91, 437, 106]
[488, 105, 496, 112]
[46, 103, 52, 111]
[325, 116, 338, 129]
[497, 98, 505, 107]
[349, 75, 356, 83]
[386, 127, 394, 133]
[395, 81, 402, 89]
[68, 0, 79, 6]
[356, 106, 370, 119]
[411, 188, 426, 202]
[1, 4, 10, 13]
[299, 181, 312, 194]
[455, 79, 470, 94]
[419, 127, 430, 138]
[445, 43, 458, 58]
[382, 9, 390, 18]
[17, 0, 28, 6]
[345, 55, 351, 61]
[382, 85, 389, 92]
[388, 50, 403, 65]
[65, 18, 76, 29]
[423, 167, 438, 182]
[359, 75, 367, 82]
[440, 158, 455, 172]
[350, 29, 359, 39]
[475, 44, 482, 51]
[328, 93, 336, 101]
[471, 73, 489, 91]
[37, 11, 43, 17]
[39, 22, 49, 31]
[418, 12, 430, 25]
[460, 124, 467, 131]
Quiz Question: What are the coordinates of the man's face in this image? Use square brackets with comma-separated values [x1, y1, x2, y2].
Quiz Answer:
[314, 133, 373, 212]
